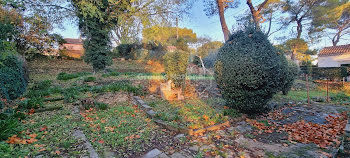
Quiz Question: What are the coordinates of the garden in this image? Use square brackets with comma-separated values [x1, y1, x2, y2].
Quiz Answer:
[1, 0, 350, 158]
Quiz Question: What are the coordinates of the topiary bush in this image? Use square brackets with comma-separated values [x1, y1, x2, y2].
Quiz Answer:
[163, 50, 190, 88]
[0, 54, 28, 100]
[214, 27, 286, 114]
[279, 56, 299, 95]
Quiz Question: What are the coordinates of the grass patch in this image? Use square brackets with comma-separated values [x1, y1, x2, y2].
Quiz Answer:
[57, 72, 91, 81]
[80, 102, 159, 157]
[145, 97, 228, 129]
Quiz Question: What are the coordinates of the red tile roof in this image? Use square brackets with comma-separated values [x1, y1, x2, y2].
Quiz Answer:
[319, 44, 350, 57]
[64, 38, 83, 44]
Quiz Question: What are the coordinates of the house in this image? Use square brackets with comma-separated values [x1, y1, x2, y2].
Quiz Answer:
[59, 38, 84, 59]
[318, 44, 350, 67]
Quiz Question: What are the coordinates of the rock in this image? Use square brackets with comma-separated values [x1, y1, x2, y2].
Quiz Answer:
[170, 152, 187, 158]
[147, 110, 157, 117]
[141, 104, 152, 110]
[156, 153, 170, 158]
[345, 124, 350, 133]
[233, 121, 252, 133]
[174, 134, 185, 139]
[189, 145, 199, 151]
[142, 149, 162, 158]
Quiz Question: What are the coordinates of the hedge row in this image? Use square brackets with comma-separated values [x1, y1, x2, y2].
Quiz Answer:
[300, 66, 349, 79]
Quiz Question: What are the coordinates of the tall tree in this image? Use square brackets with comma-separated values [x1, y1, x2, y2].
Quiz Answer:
[204, 0, 239, 41]
[246, 0, 270, 29]
[281, 0, 324, 39]
[111, 0, 194, 45]
[71, 0, 131, 72]
[310, 0, 350, 46]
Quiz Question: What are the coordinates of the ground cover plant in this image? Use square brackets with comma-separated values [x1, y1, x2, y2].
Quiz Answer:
[144, 96, 228, 130]
[79, 103, 162, 157]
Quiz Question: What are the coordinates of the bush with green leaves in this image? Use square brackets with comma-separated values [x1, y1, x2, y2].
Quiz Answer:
[215, 27, 285, 114]
[83, 76, 96, 82]
[279, 56, 299, 95]
[95, 102, 108, 110]
[163, 50, 190, 88]
[0, 54, 28, 100]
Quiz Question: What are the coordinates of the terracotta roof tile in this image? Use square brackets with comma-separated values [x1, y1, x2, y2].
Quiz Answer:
[64, 38, 83, 44]
[319, 44, 350, 57]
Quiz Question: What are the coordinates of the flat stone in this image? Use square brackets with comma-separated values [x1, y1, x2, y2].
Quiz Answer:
[156, 153, 170, 158]
[103, 151, 115, 158]
[142, 149, 162, 158]
[189, 145, 199, 151]
[174, 134, 185, 139]
[147, 110, 157, 117]
[137, 99, 146, 105]
[133, 96, 141, 100]
[170, 152, 186, 158]
[141, 104, 152, 110]
[345, 124, 350, 133]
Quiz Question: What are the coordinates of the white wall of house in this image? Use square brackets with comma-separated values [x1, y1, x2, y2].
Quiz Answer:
[318, 53, 350, 67]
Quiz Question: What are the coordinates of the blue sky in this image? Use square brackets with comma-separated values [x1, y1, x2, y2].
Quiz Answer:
[53, 0, 348, 50]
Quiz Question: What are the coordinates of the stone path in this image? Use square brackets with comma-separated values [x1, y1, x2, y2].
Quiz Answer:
[142, 148, 189, 158]
[72, 105, 99, 158]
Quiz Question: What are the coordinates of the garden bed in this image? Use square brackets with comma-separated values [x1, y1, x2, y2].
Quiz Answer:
[134, 95, 230, 135]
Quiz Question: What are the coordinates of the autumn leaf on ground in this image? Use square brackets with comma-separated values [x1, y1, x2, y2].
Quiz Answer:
[29, 134, 37, 138]
[98, 140, 104, 144]
[40, 125, 47, 131]
[55, 150, 61, 155]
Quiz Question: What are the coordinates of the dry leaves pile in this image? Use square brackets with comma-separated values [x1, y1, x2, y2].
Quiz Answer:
[6, 133, 38, 144]
[246, 119, 276, 134]
[280, 112, 348, 148]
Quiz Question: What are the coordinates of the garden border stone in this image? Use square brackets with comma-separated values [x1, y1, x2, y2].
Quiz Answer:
[133, 96, 231, 135]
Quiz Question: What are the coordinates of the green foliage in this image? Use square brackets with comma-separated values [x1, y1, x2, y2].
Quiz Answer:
[72, 0, 131, 71]
[19, 97, 43, 109]
[0, 113, 23, 141]
[83, 76, 96, 82]
[163, 50, 190, 87]
[0, 54, 27, 100]
[311, 67, 348, 79]
[215, 27, 285, 114]
[102, 71, 120, 78]
[142, 26, 197, 44]
[223, 108, 242, 118]
[95, 102, 108, 110]
[279, 56, 299, 95]
[57, 72, 91, 81]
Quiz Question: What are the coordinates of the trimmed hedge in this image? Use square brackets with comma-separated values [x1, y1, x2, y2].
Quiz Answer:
[215, 27, 286, 114]
[310, 67, 348, 79]
[0, 55, 27, 100]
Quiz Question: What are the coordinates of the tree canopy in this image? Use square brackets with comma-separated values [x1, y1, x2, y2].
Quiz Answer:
[142, 26, 197, 44]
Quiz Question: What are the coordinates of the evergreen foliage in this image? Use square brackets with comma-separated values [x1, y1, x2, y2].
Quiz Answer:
[163, 50, 190, 88]
[279, 56, 299, 95]
[72, 0, 131, 71]
[214, 27, 285, 114]
[0, 48, 27, 101]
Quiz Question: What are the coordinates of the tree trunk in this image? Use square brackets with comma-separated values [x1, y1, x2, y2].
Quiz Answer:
[217, 0, 230, 41]
[296, 21, 302, 39]
[332, 32, 341, 46]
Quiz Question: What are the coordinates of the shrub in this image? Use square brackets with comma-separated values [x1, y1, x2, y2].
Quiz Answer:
[215, 27, 285, 114]
[0, 54, 28, 100]
[19, 98, 44, 109]
[279, 56, 299, 95]
[223, 108, 242, 118]
[203, 52, 218, 68]
[311, 67, 348, 79]
[83, 76, 96, 82]
[95, 102, 108, 110]
[163, 50, 190, 88]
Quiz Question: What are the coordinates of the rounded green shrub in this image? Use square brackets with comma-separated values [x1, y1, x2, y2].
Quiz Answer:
[0, 54, 28, 100]
[163, 50, 190, 88]
[214, 27, 285, 114]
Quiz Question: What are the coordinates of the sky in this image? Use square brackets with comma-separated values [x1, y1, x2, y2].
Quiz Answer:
[53, 0, 349, 50]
